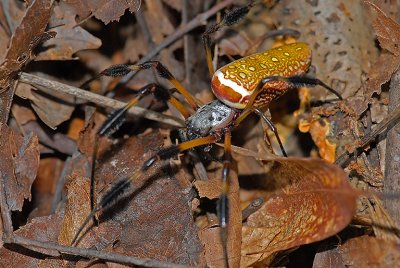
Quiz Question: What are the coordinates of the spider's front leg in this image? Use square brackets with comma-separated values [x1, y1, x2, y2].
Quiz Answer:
[218, 131, 233, 267]
[84, 59, 203, 223]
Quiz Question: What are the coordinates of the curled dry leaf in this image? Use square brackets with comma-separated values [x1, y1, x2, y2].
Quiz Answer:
[241, 158, 357, 267]
[0, 123, 39, 211]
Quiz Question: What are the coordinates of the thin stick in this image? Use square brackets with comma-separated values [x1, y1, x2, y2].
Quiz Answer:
[18, 72, 184, 128]
[7, 235, 190, 268]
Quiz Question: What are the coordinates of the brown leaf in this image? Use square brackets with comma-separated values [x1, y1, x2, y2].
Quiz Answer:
[69, 131, 205, 266]
[30, 89, 75, 129]
[11, 103, 37, 125]
[64, 0, 141, 25]
[241, 158, 357, 267]
[144, 0, 175, 44]
[363, 2, 400, 98]
[197, 161, 242, 268]
[0, 123, 40, 211]
[363, 51, 400, 99]
[339, 235, 400, 267]
[365, 1, 400, 56]
[0, 0, 53, 123]
[30, 157, 64, 218]
[59, 175, 91, 245]
[312, 246, 345, 268]
[36, 2, 101, 61]
[0, 212, 64, 267]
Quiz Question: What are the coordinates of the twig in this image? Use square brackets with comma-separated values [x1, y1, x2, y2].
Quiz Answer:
[0, 172, 13, 239]
[18, 72, 185, 128]
[135, 8, 155, 49]
[335, 103, 400, 167]
[5, 235, 191, 268]
[116, 0, 234, 88]
[384, 68, 400, 226]
[182, 0, 192, 85]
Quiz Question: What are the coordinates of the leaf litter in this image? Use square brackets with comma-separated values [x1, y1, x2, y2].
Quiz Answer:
[0, 0, 400, 267]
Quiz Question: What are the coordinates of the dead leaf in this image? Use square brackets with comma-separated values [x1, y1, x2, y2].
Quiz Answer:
[0, 212, 64, 267]
[58, 173, 120, 247]
[11, 103, 37, 125]
[67, 130, 206, 266]
[0, 0, 54, 123]
[36, 2, 102, 61]
[197, 161, 242, 268]
[363, 2, 400, 98]
[64, 0, 141, 25]
[241, 158, 357, 267]
[365, 1, 400, 56]
[0, 123, 39, 211]
[339, 235, 400, 267]
[313, 246, 345, 268]
[30, 89, 75, 129]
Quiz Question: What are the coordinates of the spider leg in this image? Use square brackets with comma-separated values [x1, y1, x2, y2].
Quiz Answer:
[245, 75, 343, 110]
[88, 61, 199, 110]
[218, 131, 232, 267]
[234, 107, 287, 156]
[72, 135, 218, 246]
[254, 108, 288, 157]
[235, 75, 342, 156]
[202, 3, 253, 76]
[90, 83, 191, 223]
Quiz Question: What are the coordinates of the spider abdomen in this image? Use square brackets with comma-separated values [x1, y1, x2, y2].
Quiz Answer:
[211, 42, 312, 109]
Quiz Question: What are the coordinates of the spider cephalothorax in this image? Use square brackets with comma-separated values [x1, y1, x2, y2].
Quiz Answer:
[185, 100, 237, 141]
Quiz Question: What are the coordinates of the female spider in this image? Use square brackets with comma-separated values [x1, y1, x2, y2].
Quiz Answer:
[72, 3, 342, 266]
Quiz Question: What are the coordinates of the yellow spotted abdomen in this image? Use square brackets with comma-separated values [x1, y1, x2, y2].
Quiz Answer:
[211, 42, 312, 109]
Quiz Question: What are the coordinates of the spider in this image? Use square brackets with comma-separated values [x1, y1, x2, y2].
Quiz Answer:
[71, 2, 342, 266]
